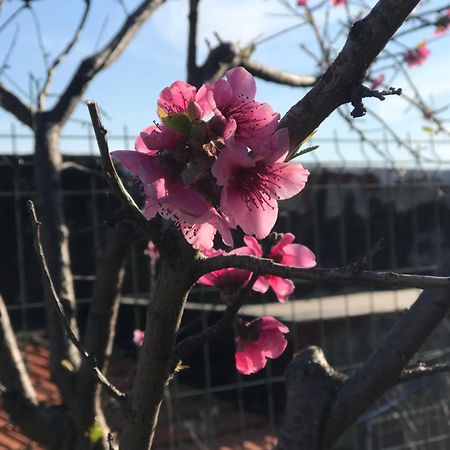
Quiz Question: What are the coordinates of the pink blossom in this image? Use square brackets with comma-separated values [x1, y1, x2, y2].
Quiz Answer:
[331, 0, 347, 6]
[200, 67, 279, 144]
[297, 0, 307, 5]
[111, 150, 232, 250]
[235, 316, 289, 375]
[404, 42, 430, 67]
[144, 241, 159, 264]
[197, 247, 253, 294]
[133, 329, 145, 346]
[212, 129, 309, 239]
[157, 80, 209, 120]
[370, 74, 385, 90]
[244, 233, 316, 302]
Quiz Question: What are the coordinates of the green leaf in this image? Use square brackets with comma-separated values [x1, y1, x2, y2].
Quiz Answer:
[89, 419, 103, 444]
[421, 126, 435, 134]
[162, 113, 192, 135]
[286, 145, 319, 162]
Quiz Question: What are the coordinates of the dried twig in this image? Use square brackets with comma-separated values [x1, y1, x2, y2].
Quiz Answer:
[399, 362, 450, 383]
[175, 273, 259, 362]
[38, 0, 92, 109]
[28, 200, 125, 401]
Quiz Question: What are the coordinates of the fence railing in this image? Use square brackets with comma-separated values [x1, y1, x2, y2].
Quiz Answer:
[0, 127, 449, 449]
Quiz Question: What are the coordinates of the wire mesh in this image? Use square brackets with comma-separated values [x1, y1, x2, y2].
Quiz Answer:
[0, 126, 449, 449]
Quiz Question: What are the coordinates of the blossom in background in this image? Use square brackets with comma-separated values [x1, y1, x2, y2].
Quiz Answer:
[235, 316, 289, 375]
[331, 0, 347, 6]
[212, 129, 309, 239]
[297, 0, 307, 6]
[144, 241, 159, 263]
[434, 9, 450, 36]
[370, 74, 385, 90]
[133, 329, 145, 347]
[404, 41, 430, 67]
[244, 233, 316, 302]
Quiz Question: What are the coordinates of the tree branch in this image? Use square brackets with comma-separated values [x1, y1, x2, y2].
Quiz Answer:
[28, 200, 125, 401]
[241, 59, 317, 87]
[86, 101, 161, 244]
[323, 287, 450, 446]
[50, 0, 166, 125]
[187, 0, 200, 84]
[0, 294, 74, 449]
[279, 0, 421, 151]
[195, 254, 450, 290]
[0, 82, 33, 127]
[0, 294, 37, 406]
[399, 362, 450, 383]
[38, 0, 91, 110]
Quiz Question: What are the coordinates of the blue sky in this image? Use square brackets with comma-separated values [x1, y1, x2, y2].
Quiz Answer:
[0, 0, 449, 163]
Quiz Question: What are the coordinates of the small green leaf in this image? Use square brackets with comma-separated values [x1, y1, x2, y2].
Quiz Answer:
[421, 126, 435, 134]
[286, 145, 319, 162]
[89, 419, 103, 444]
[162, 113, 192, 135]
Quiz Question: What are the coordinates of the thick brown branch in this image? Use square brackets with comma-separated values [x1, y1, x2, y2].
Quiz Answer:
[323, 287, 450, 446]
[279, 0, 421, 151]
[242, 60, 317, 87]
[51, 0, 165, 125]
[196, 254, 450, 290]
[28, 201, 125, 401]
[0, 83, 33, 127]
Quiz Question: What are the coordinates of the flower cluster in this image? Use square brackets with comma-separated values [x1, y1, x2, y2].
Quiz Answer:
[404, 41, 431, 67]
[198, 232, 316, 374]
[435, 9, 450, 36]
[112, 67, 309, 250]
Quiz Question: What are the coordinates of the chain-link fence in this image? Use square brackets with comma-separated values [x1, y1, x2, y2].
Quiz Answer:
[0, 126, 449, 449]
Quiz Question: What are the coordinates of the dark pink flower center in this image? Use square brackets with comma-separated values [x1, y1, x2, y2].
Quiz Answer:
[233, 163, 283, 211]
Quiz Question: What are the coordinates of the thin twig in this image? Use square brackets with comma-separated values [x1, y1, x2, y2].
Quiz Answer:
[28, 200, 125, 401]
[86, 102, 144, 216]
[398, 362, 450, 383]
[38, 0, 91, 109]
[175, 273, 259, 362]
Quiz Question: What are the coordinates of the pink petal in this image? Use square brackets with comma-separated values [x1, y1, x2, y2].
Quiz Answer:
[271, 163, 310, 200]
[135, 125, 160, 154]
[260, 316, 290, 333]
[268, 277, 295, 303]
[212, 144, 253, 186]
[270, 233, 296, 257]
[235, 342, 267, 374]
[221, 183, 278, 238]
[210, 79, 233, 111]
[158, 80, 197, 116]
[281, 243, 317, 268]
[252, 276, 270, 294]
[226, 67, 256, 101]
[243, 235, 262, 256]
[256, 330, 288, 359]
